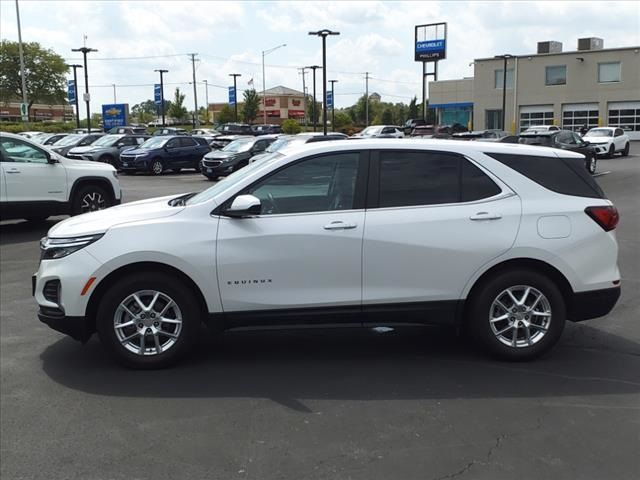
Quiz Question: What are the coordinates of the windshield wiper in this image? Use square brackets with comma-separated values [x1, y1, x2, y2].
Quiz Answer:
[168, 192, 197, 207]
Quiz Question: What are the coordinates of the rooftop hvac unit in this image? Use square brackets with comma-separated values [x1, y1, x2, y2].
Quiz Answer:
[537, 41, 563, 54]
[578, 37, 604, 51]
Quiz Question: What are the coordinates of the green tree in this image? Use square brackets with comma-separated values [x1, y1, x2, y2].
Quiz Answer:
[381, 108, 393, 125]
[408, 96, 419, 120]
[241, 89, 260, 124]
[281, 119, 302, 134]
[333, 111, 352, 129]
[217, 105, 235, 124]
[306, 98, 321, 124]
[167, 88, 188, 121]
[0, 40, 68, 120]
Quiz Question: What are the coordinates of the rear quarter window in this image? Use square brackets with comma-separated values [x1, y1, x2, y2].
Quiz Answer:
[485, 152, 605, 199]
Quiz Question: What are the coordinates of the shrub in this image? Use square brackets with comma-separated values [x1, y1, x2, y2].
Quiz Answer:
[281, 119, 302, 134]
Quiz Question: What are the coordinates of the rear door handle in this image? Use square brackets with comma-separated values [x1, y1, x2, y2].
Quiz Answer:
[5, 169, 20, 174]
[469, 212, 502, 221]
[324, 221, 357, 230]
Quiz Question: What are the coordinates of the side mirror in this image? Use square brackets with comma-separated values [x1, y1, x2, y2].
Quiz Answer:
[117, 143, 126, 148]
[47, 153, 58, 164]
[224, 194, 261, 218]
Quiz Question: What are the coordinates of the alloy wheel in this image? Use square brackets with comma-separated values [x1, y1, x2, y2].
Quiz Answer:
[489, 285, 552, 348]
[113, 290, 183, 356]
[152, 161, 163, 175]
[80, 191, 106, 213]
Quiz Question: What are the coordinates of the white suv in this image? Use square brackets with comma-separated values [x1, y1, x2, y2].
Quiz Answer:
[0, 132, 121, 221]
[34, 139, 621, 368]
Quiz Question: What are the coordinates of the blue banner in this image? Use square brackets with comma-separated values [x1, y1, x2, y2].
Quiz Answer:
[67, 80, 76, 103]
[101, 103, 129, 131]
[326, 91, 333, 109]
[154, 84, 162, 105]
[415, 39, 446, 61]
[228, 86, 236, 106]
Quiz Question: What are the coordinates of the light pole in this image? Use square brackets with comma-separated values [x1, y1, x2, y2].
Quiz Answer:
[229, 73, 241, 122]
[329, 79, 338, 131]
[305, 65, 320, 131]
[66, 64, 82, 129]
[15, 0, 28, 122]
[154, 69, 168, 127]
[71, 46, 97, 131]
[262, 43, 286, 124]
[495, 54, 513, 131]
[309, 30, 340, 135]
[203, 80, 209, 124]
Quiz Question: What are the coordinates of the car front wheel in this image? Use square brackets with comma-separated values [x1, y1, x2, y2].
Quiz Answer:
[467, 269, 565, 361]
[72, 184, 112, 215]
[587, 155, 597, 174]
[622, 143, 630, 157]
[96, 272, 200, 369]
[150, 159, 164, 175]
[607, 144, 615, 158]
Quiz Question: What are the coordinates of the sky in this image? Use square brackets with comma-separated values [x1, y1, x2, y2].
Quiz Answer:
[1, 0, 639, 114]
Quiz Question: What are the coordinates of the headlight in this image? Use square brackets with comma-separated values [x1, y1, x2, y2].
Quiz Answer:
[40, 234, 104, 260]
[112, 170, 118, 179]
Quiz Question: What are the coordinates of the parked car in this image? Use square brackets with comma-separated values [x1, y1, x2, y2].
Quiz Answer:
[72, 128, 103, 134]
[404, 118, 426, 134]
[410, 125, 437, 138]
[66, 134, 150, 166]
[250, 133, 349, 164]
[34, 138, 620, 368]
[523, 125, 561, 134]
[0, 132, 121, 221]
[209, 135, 253, 150]
[201, 135, 277, 180]
[352, 125, 404, 138]
[108, 126, 148, 135]
[49, 133, 105, 157]
[118, 135, 211, 175]
[453, 130, 510, 142]
[583, 127, 630, 158]
[296, 132, 348, 141]
[35, 133, 70, 146]
[217, 123, 254, 136]
[518, 130, 598, 174]
[18, 131, 44, 139]
[436, 124, 469, 137]
[251, 124, 283, 136]
[192, 128, 221, 137]
[152, 128, 188, 136]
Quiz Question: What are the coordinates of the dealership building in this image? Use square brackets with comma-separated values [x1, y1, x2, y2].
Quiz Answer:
[0, 102, 74, 122]
[428, 39, 640, 139]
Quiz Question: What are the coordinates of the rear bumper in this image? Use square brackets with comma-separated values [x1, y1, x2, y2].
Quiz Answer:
[567, 286, 621, 322]
[38, 310, 92, 343]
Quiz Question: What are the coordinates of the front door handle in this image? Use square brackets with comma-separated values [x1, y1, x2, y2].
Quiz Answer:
[324, 221, 357, 230]
[5, 169, 21, 174]
[469, 212, 502, 221]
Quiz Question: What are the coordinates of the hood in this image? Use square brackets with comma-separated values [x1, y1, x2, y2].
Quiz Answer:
[67, 146, 99, 155]
[584, 137, 612, 144]
[120, 147, 152, 156]
[205, 150, 237, 160]
[47, 194, 184, 238]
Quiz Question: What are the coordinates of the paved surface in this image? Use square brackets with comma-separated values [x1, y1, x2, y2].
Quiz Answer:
[1, 146, 639, 480]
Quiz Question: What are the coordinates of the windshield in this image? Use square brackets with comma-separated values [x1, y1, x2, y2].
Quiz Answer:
[54, 134, 82, 146]
[91, 135, 121, 147]
[361, 126, 383, 136]
[265, 137, 294, 152]
[186, 152, 284, 205]
[585, 129, 613, 137]
[223, 138, 253, 153]
[139, 137, 168, 149]
[519, 136, 552, 146]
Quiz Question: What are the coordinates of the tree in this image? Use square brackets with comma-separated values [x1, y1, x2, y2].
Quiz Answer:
[281, 119, 302, 134]
[167, 88, 188, 121]
[381, 108, 393, 125]
[0, 40, 68, 120]
[241, 89, 260, 124]
[333, 111, 352, 129]
[217, 104, 235, 124]
[408, 96, 419, 120]
[306, 98, 321, 124]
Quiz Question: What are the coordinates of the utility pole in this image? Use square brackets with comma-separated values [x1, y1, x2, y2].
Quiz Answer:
[203, 80, 209, 124]
[72, 43, 98, 131]
[229, 73, 241, 122]
[306, 65, 320, 132]
[67, 64, 82, 129]
[309, 30, 340, 135]
[494, 54, 513, 130]
[154, 69, 168, 127]
[15, 0, 28, 122]
[329, 79, 338, 132]
[364, 71, 370, 127]
[298, 67, 307, 127]
[262, 44, 287, 124]
[190, 53, 199, 127]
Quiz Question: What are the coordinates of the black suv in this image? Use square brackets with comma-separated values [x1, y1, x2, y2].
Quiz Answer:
[217, 123, 254, 136]
[518, 130, 598, 174]
[251, 124, 283, 136]
[201, 135, 277, 180]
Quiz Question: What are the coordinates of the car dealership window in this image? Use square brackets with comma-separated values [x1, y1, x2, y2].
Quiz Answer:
[494, 69, 514, 89]
[545, 65, 566, 85]
[598, 62, 621, 83]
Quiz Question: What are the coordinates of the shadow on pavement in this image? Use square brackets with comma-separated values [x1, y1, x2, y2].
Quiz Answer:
[0, 218, 62, 246]
[40, 325, 640, 411]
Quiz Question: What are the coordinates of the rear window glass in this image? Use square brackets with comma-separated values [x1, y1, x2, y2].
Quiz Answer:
[461, 160, 502, 201]
[485, 153, 605, 199]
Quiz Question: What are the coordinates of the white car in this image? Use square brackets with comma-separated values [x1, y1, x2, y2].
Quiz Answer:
[583, 127, 631, 158]
[34, 139, 621, 368]
[0, 132, 122, 222]
[353, 125, 405, 138]
[523, 125, 560, 133]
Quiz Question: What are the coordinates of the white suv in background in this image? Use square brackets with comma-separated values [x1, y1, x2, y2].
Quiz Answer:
[583, 127, 631, 158]
[34, 139, 621, 368]
[0, 132, 121, 222]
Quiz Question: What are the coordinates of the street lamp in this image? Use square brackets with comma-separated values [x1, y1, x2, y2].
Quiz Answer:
[305, 65, 320, 131]
[262, 43, 286, 124]
[71, 46, 98, 131]
[203, 79, 210, 124]
[329, 79, 338, 131]
[66, 64, 82, 128]
[494, 54, 513, 131]
[154, 69, 168, 127]
[229, 73, 241, 122]
[309, 29, 340, 135]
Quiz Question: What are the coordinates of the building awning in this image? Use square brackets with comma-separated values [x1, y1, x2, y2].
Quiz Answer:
[429, 102, 473, 109]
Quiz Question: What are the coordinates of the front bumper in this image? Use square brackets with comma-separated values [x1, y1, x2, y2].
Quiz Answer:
[201, 160, 234, 177]
[38, 310, 92, 342]
[119, 158, 147, 170]
[567, 286, 621, 322]
[591, 143, 611, 156]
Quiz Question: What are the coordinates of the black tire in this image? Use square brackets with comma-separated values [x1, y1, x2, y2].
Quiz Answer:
[622, 142, 630, 157]
[149, 158, 164, 175]
[96, 272, 200, 369]
[466, 269, 566, 361]
[607, 144, 615, 159]
[206, 175, 218, 181]
[587, 154, 597, 175]
[71, 184, 112, 215]
[99, 154, 116, 167]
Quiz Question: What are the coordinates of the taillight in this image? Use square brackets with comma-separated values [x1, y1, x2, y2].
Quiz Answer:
[585, 206, 619, 231]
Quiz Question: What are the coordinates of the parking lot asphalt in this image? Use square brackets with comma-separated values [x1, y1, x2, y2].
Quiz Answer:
[1, 145, 639, 480]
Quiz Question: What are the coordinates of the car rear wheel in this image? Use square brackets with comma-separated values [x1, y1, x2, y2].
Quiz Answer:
[72, 184, 112, 215]
[467, 269, 565, 361]
[150, 159, 164, 175]
[587, 155, 597, 174]
[96, 272, 200, 369]
[622, 143, 630, 157]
